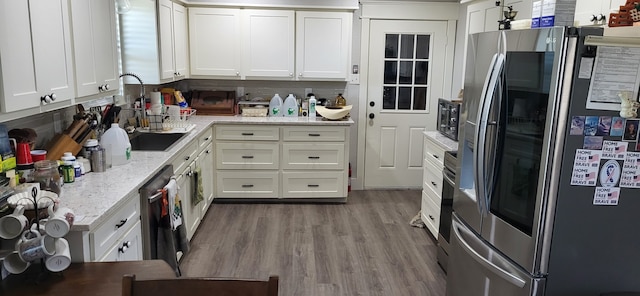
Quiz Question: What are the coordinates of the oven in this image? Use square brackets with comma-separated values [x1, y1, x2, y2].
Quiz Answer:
[437, 150, 456, 272]
[437, 98, 461, 141]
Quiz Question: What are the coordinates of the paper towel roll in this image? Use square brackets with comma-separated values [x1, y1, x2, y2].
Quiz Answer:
[150, 92, 162, 106]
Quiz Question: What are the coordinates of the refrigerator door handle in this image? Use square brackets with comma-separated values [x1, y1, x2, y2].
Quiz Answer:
[483, 56, 505, 209]
[452, 217, 527, 288]
[474, 54, 498, 216]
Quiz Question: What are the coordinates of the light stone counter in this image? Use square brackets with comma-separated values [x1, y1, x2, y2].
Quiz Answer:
[423, 131, 458, 151]
[63, 115, 354, 232]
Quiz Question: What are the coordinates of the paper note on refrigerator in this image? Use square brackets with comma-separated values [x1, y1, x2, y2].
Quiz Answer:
[620, 151, 640, 188]
[586, 46, 640, 111]
[601, 141, 627, 160]
[571, 149, 602, 186]
[593, 187, 620, 205]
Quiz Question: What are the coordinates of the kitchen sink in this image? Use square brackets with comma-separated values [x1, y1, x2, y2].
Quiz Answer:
[128, 132, 187, 151]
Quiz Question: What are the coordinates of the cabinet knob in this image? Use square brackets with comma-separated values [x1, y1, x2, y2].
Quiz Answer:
[118, 241, 131, 253]
[50, 93, 57, 101]
[428, 215, 434, 220]
[289, 73, 293, 77]
[241, 184, 254, 188]
[184, 156, 190, 161]
[369, 113, 375, 119]
[186, 170, 193, 177]
[432, 154, 439, 159]
[298, 73, 303, 77]
[431, 181, 437, 187]
[205, 150, 211, 154]
[236, 72, 240, 76]
[205, 137, 210, 141]
[41, 95, 52, 103]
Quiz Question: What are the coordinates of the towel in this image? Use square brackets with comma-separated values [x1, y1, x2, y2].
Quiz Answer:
[164, 178, 183, 231]
[192, 167, 204, 205]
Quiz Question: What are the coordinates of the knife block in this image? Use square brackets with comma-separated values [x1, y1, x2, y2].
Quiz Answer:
[45, 134, 83, 161]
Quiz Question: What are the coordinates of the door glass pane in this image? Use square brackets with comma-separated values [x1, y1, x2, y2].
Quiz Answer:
[383, 87, 396, 109]
[385, 34, 399, 58]
[414, 87, 427, 110]
[384, 61, 397, 84]
[400, 35, 415, 59]
[399, 61, 413, 84]
[416, 35, 430, 59]
[398, 87, 411, 110]
[490, 52, 554, 236]
[415, 61, 428, 84]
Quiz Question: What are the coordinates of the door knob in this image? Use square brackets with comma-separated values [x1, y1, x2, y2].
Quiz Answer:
[369, 101, 375, 107]
[369, 113, 375, 119]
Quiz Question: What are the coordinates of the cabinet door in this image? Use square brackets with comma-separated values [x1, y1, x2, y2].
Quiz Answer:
[173, 2, 189, 80]
[98, 221, 143, 262]
[71, 0, 119, 98]
[0, 0, 74, 113]
[575, 0, 608, 26]
[198, 143, 214, 210]
[177, 164, 200, 241]
[242, 9, 295, 79]
[189, 8, 241, 77]
[295, 11, 352, 80]
[159, 0, 175, 81]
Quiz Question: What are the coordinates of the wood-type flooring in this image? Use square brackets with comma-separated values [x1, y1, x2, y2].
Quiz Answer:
[179, 189, 447, 296]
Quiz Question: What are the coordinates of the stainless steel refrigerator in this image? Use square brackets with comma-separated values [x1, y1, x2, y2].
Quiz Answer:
[447, 26, 640, 296]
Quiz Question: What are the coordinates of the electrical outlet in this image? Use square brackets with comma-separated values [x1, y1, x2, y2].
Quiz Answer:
[350, 74, 360, 85]
[53, 113, 62, 134]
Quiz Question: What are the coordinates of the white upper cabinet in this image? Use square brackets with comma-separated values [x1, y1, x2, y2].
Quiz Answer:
[189, 8, 242, 78]
[296, 11, 352, 80]
[575, 0, 627, 27]
[121, 0, 188, 85]
[70, 0, 119, 99]
[0, 0, 75, 113]
[467, 0, 531, 34]
[241, 9, 295, 79]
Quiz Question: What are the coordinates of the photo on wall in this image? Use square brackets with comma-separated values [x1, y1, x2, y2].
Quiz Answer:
[610, 117, 625, 137]
[623, 119, 639, 142]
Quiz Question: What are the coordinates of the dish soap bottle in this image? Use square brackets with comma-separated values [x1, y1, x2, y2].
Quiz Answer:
[308, 95, 317, 118]
[283, 94, 298, 117]
[335, 93, 346, 107]
[269, 94, 283, 117]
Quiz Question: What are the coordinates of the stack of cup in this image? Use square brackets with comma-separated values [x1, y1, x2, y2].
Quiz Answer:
[149, 91, 163, 115]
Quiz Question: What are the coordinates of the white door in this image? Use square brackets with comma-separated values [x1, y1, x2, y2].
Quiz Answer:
[364, 20, 448, 189]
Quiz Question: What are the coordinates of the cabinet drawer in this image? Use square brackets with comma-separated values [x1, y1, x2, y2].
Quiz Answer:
[171, 141, 198, 174]
[282, 126, 345, 141]
[421, 190, 440, 239]
[424, 136, 445, 167]
[215, 171, 279, 198]
[98, 220, 142, 262]
[197, 127, 213, 152]
[282, 143, 344, 170]
[282, 171, 346, 198]
[91, 195, 140, 261]
[423, 160, 443, 196]
[216, 142, 279, 169]
[215, 125, 279, 141]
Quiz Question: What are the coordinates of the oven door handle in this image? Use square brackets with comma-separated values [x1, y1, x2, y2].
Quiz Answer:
[443, 170, 455, 186]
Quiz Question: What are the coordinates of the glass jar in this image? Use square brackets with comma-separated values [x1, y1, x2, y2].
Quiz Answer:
[33, 160, 62, 196]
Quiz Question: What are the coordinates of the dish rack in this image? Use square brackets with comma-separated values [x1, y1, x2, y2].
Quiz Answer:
[146, 109, 197, 132]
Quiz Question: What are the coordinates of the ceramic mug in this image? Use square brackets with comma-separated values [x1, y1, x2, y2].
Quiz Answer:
[3, 251, 30, 274]
[44, 205, 74, 238]
[45, 238, 71, 272]
[16, 229, 56, 262]
[0, 205, 28, 239]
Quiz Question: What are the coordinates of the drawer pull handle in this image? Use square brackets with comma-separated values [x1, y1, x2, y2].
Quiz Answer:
[307, 184, 320, 187]
[205, 137, 210, 141]
[242, 184, 254, 188]
[119, 241, 132, 253]
[206, 150, 211, 154]
[115, 219, 128, 229]
[185, 156, 190, 161]
[308, 156, 320, 159]
[432, 154, 439, 159]
[241, 133, 254, 136]
[308, 133, 321, 137]
[431, 181, 437, 186]
[242, 156, 254, 159]
[428, 215, 435, 221]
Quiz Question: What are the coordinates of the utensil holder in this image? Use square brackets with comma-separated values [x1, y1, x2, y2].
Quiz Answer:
[45, 134, 82, 161]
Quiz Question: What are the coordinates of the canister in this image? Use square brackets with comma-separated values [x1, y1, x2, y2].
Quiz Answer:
[91, 148, 107, 172]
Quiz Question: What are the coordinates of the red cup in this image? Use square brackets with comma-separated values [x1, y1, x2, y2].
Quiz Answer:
[15, 142, 32, 165]
[31, 150, 47, 162]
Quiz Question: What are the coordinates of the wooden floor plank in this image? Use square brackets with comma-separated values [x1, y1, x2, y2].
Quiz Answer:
[180, 189, 446, 296]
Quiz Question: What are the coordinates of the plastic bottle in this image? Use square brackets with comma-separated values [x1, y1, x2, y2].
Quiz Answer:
[269, 94, 283, 117]
[283, 94, 298, 117]
[308, 95, 317, 118]
[61, 152, 76, 183]
[101, 123, 132, 166]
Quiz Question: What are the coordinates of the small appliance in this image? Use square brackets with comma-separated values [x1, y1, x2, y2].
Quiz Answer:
[437, 98, 461, 141]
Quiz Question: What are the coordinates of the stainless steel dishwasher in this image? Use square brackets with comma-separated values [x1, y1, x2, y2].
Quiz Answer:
[139, 164, 189, 276]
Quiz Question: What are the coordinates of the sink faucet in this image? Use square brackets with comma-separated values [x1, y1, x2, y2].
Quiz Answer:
[119, 72, 145, 119]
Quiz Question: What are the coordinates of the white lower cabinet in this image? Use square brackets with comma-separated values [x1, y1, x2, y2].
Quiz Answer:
[98, 221, 142, 262]
[214, 124, 349, 200]
[422, 135, 445, 238]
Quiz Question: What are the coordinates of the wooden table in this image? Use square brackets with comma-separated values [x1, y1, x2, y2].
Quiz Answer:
[1, 260, 176, 295]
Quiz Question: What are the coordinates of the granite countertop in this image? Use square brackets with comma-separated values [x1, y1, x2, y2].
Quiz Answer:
[62, 115, 354, 232]
[423, 131, 458, 151]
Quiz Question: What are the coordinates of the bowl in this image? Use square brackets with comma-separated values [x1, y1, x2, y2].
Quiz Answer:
[316, 105, 352, 120]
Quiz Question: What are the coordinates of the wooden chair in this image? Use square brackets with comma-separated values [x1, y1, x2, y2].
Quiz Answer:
[122, 274, 279, 296]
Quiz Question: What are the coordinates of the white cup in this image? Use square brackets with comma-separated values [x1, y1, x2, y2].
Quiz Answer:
[16, 229, 56, 262]
[44, 205, 74, 238]
[0, 205, 28, 239]
[45, 238, 71, 272]
[3, 251, 30, 274]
